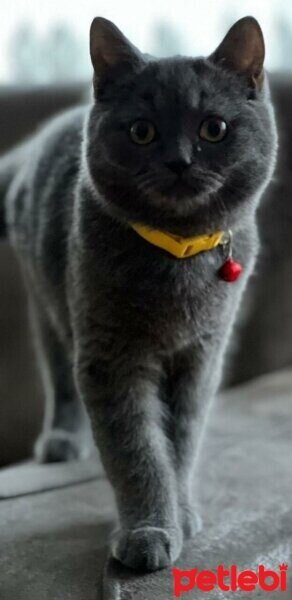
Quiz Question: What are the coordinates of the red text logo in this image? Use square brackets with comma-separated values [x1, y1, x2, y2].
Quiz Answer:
[172, 564, 288, 596]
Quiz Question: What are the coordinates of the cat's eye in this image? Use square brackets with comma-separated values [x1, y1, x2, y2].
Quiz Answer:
[199, 117, 227, 143]
[130, 120, 156, 145]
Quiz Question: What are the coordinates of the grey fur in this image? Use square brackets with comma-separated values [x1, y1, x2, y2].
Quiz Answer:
[0, 17, 277, 571]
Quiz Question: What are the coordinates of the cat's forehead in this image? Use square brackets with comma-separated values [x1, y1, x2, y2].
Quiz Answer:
[133, 58, 245, 115]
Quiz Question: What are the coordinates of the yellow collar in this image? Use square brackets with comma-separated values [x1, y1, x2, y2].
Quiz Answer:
[131, 223, 225, 259]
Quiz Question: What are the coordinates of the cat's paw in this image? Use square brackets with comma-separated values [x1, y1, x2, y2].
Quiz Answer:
[180, 504, 202, 540]
[34, 430, 83, 463]
[111, 525, 182, 572]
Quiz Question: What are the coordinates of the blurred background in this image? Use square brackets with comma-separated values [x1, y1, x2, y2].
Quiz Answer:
[1, 0, 292, 85]
[0, 0, 292, 467]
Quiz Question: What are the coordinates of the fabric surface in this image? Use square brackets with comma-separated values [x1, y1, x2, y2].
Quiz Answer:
[0, 457, 102, 500]
[0, 370, 291, 599]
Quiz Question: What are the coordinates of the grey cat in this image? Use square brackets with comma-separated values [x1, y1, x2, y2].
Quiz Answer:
[0, 16, 277, 571]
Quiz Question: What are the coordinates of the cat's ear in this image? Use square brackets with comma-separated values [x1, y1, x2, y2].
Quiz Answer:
[90, 17, 144, 80]
[209, 16, 265, 89]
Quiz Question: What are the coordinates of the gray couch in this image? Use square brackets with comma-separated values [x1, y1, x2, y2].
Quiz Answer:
[0, 80, 292, 598]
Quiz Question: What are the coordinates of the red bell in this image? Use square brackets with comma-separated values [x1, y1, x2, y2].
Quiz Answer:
[218, 257, 243, 282]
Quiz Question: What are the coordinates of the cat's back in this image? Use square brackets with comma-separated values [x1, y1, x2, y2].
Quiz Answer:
[5, 105, 89, 323]
[7, 104, 88, 261]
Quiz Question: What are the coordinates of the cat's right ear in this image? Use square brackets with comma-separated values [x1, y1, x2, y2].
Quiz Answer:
[90, 17, 144, 83]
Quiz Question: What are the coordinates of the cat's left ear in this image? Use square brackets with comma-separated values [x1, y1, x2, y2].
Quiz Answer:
[209, 16, 265, 89]
[90, 17, 144, 81]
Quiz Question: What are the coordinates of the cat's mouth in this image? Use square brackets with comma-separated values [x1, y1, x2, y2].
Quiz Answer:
[157, 171, 224, 200]
[165, 178, 195, 197]
[140, 170, 226, 218]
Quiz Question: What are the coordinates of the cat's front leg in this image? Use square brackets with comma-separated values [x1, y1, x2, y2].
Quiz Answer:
[166, 350, 221, 539]
[75, 351, 183, 572]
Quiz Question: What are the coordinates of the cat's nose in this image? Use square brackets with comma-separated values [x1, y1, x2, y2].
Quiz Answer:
[164, 159, 191, 175]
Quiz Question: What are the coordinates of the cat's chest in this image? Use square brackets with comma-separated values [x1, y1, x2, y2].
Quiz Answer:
[115, 251, 241, 351]
[84, 224, 255, 354]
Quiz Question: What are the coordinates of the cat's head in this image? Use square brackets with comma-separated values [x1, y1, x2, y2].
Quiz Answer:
[86, 16, 277, 235]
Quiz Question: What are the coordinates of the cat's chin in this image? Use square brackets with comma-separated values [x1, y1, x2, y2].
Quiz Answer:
[142, 178, 225, 217]
[143, 188, 208, 218]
